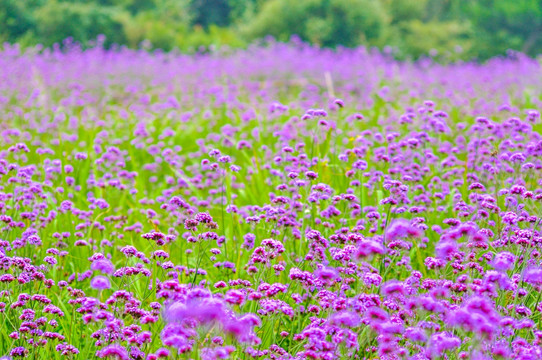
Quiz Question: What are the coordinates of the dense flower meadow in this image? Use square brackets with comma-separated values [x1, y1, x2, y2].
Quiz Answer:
[1, 41, 542, 360]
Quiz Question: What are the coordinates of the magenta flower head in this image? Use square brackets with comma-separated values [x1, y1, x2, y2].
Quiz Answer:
[222, 317, 252, 341]
[523, 267, 542, 286]
[165, 298, 226, 325]
[10, 347, 28, 358]
[314, 266, 340, 283]
[329, 311, 361, 327]
[492, 252, 515, 272]
[155, 348, 170, 358]
[142, 231, 167, 246]
[435, 240, 458, 260]
[427, 332, 461, 356]
[96, 344, 129, 359]
[385, 219, 423, 242]
[90, 276, 111, 291]
[354, 239, 385, 260]
[448, 296, 499, 340]
[305, 171, 318, 180]
[91, 258, 115, 275]
[405, 327, 427, 342]
[380, 280, 405, 297]
[468, 182, 486, 191]
[365, 306, 388, 324]
[334, 99, 344, 108]
[195, 212, 213, 224]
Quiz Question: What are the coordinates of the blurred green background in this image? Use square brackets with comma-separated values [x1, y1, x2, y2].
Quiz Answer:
[1, 0, 541, 60]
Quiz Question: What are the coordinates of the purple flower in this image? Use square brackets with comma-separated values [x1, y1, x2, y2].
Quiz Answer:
[355, 239, 385, 260]
[91, 258, 115, 275]
[165, 298, 226, 325]
[524, 267, 542, 286]
[10, 347, 28, 358]
[427, 332, 461, 356]
[329, 311, 361, 327]
[492, 252, 515, 272]
[380, 280, 405, 297]
[435, 240, 458, 259]
[405, 327, 427, 342]
[305, 171, 318, 180]
[385, 219, 423, 242]
[90, 276, 111, 290]
[96, 344, 129, 359]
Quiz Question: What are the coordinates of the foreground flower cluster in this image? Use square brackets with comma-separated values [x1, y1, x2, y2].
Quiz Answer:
[1, 42, 542, 359]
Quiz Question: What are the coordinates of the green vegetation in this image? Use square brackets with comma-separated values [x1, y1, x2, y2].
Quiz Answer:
[0, 0, 541, 60]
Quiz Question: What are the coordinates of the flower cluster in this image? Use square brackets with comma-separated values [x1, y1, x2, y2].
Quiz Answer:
[0, 41, 542, 359]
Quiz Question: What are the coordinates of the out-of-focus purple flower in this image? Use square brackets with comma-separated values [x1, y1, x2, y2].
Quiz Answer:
[329, 311, 361, 327]
[427, 332, 461, 356]
[96, 344, 129, 360]
[435, 240, 458, 259]
[492, 252, 515, 272]
[165, 298, 226, 325]
[385, 219, 423, 242]
[91, 258, 115, 275]
[524, 267, 542, 286]
[354, 239, 385, 260]
[90, 276, 111, 290]
[381, 280, 405, 297]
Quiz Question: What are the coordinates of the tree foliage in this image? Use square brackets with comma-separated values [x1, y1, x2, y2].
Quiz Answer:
[34, 1, 127, 47]
[241, 0, 388, 47]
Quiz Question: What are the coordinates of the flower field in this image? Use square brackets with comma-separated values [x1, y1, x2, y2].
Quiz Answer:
[1, 42, 542, 359]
